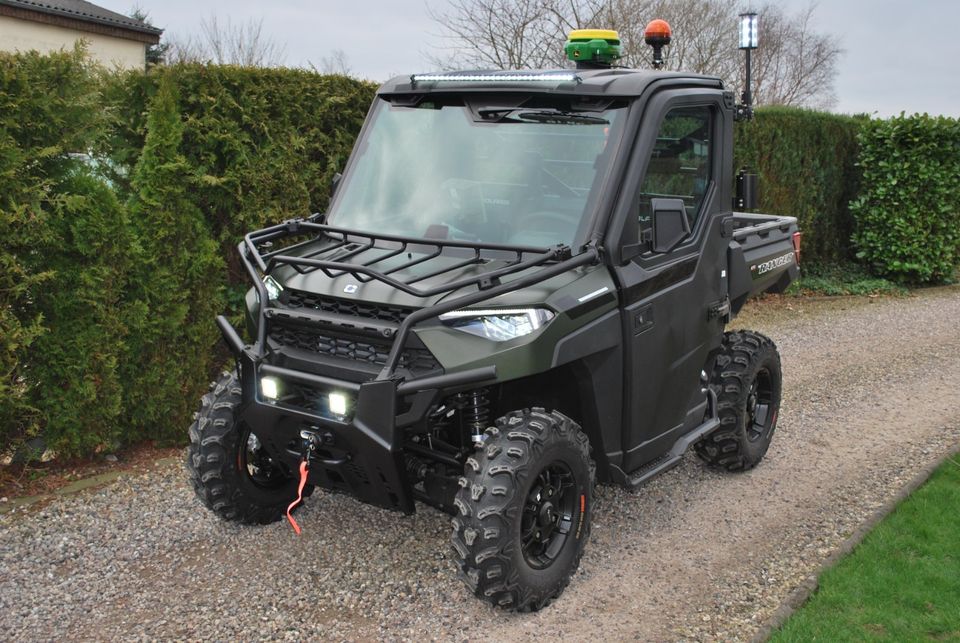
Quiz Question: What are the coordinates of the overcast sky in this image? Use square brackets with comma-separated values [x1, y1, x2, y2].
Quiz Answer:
[99, 0, 959, 117]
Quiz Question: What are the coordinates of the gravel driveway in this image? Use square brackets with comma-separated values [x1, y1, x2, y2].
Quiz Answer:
[2, 287, 959, 641]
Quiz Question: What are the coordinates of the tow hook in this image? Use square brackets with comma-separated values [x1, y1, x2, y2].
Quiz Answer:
[286, 430, 319, 535]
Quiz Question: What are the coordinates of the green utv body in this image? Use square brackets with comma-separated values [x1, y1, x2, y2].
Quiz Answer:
[188, 61, 799, 611]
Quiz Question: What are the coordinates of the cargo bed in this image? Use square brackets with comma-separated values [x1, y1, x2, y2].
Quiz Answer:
[726, 212, 800, 316]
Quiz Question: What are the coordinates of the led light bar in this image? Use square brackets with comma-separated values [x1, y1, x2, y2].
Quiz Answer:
[411, 72, 581, 84]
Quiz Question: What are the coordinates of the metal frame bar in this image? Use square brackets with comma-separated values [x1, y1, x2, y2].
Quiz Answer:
[237, 218, 595, 382]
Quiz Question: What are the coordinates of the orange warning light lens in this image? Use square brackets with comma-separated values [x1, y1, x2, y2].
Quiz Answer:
[644, 19, 672, 44]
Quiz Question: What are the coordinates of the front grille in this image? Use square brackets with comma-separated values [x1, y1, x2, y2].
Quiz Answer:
[269, 325, 441, 375]
[283, 290, 412, 324]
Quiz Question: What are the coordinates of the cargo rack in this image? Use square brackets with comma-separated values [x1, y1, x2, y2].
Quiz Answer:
[227, 216, 600, 384]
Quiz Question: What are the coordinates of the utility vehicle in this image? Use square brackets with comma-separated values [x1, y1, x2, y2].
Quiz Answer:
[187, 18, 800, 611]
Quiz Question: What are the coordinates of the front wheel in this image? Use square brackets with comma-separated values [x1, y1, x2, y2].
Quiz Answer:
[695, 330, 783, 471]
[186, 371, 309, 524]
[451, 408, 594, 611]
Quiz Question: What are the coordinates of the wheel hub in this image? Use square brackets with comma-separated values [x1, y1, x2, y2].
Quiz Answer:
[521, 462, 577, 570]
[746, 369, 774, 442]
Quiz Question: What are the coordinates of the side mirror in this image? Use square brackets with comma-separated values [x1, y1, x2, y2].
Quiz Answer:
[651, 197, 691, 253]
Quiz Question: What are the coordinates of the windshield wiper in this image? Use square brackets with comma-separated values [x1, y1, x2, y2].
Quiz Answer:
[515, 110, 609, 125]
[477, 107, 609, 125]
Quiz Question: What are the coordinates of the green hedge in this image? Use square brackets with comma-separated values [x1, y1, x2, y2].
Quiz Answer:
[0, 53, 375, 457]
[735, 107, 863, 266]
[851, 114, 960, 283]
[0, 49, 133, 455]
[101, 65, 374, 286]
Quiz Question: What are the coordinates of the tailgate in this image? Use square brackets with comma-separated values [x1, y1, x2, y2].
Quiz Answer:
[726, 213, 800, 315]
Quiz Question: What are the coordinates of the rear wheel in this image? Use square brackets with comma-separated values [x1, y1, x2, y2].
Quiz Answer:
[695, 330, 782, 471]
[451, 408, 594, 611]
[186, 371, 309, 524]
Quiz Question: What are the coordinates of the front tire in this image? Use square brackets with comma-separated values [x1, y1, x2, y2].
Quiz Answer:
[695, 330, 783, 471]
[451, 408, 594, 611]
[186, 371, 308, 524]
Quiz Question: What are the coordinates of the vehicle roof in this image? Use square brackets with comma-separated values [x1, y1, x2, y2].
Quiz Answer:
[378, 67, 724, 98]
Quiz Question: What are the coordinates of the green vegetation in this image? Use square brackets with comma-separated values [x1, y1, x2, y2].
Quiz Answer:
[0, 50, 375, 457]
[0, 48, 133, 455]
[736, 107, 863, 267]
[120, 75, 224, 441]
[773, 457, 960, 641]
[787, 262, 906, 297]
[851, 114, 960, 284]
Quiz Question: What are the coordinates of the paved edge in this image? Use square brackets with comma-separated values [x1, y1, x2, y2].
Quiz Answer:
[750, 440, 960, 643]
[0, 455, 182, 515]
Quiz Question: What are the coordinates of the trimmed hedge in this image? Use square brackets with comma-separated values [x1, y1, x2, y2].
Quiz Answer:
[0, 54, 375, 457]
[851, 114, 960, 283]
[0, 48, 132, 455]
[101, 65, 375, 285]
[735, 106, 863, 266]
[120, 74, 225, 441]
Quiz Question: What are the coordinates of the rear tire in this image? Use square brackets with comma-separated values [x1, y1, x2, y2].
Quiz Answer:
[695, 330, 782, 471]
[186, 371, 309, 524]
[451, 408, 594, 611]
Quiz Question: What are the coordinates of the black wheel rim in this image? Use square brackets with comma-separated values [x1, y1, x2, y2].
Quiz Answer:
[238, 428, 288, 489]
[520, 461, 577, 570]
[746, 367, 776, 443]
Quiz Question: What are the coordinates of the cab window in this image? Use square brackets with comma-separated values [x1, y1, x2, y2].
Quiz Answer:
[638, 106, 713, 240]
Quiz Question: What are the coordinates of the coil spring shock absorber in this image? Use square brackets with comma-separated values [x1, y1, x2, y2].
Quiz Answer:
[458, 388, 490, 446]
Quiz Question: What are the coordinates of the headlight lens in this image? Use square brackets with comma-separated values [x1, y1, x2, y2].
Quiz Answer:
[262, 275, 283, 301]
[439, 308, 555, 342]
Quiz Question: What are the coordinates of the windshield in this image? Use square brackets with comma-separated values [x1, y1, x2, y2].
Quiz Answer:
[327, 96, 625, 248]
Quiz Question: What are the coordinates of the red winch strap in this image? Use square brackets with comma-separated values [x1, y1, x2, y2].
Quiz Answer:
[286, 460, 310, 535]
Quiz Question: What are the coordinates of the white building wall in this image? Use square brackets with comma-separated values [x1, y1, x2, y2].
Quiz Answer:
[0, 15, 146, 70]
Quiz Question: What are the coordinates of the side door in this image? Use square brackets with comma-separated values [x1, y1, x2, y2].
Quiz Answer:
[613, 90, 730, 475]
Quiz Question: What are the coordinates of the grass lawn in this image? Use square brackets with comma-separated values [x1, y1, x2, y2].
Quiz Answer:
[772, 456, 960, 642]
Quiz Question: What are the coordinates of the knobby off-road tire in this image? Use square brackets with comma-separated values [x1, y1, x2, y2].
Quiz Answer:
[695, 330, 783, 471]
[452, 408, 595, 611]
[186, 371, 309, 524]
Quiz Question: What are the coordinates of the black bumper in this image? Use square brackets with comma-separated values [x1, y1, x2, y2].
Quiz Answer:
[220, 316, 496, 514]
[234, 346, 417, 513]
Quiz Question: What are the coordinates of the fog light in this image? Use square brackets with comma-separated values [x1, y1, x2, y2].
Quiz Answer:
[261, 377, 279, 400]
[329, 392, 347, 416]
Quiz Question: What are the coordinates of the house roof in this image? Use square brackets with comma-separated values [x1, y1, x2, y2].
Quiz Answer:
[0, 0, 163, 36]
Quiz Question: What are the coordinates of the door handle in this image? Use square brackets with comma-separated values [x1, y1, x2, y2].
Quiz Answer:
[633, 305, 654, 334]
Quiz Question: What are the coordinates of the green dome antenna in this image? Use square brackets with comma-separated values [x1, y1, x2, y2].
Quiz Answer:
[564, 29, 622, 69]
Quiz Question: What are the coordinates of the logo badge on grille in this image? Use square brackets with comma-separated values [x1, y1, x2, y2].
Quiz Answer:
[343, 284, 359, 294]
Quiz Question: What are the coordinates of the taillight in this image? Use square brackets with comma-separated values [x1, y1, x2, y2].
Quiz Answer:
[792, 231, 802, 264]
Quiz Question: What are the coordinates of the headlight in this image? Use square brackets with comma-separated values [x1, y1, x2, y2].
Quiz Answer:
[439, 308, 555, 342]
[262, 275, 283, 301]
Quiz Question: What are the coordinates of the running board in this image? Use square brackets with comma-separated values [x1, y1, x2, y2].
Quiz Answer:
[626, 392, 720, 489]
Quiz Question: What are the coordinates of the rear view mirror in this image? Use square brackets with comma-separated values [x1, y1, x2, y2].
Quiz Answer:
[651, 198, 691, 253]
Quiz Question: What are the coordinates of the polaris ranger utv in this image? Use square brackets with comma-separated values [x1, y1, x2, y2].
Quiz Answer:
[187, 20, 800, 611]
